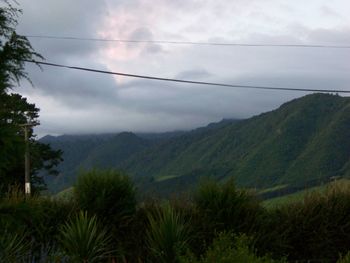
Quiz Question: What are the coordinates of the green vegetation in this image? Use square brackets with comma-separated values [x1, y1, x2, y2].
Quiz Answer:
[74, 169, 136, 223]
[2, 170, 350, 262]
[0, 229, 31, 262]
[0, 1, 62, 195]
[59, 211, 113, 262]
[263, 179, 350, 208]
[45, 93, 350, 196]
[258, 184, 289, 194]
[55, 186, 74, 201]
[156, 175, 178, 182]
[194, 178, 262, 236]
[180, 233, 285, 263]
[2, 2, 350, 262]
[146, 204, 191, 263]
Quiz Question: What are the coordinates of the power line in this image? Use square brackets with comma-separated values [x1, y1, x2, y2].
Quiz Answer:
[24, 60, 350, 94]
[24, 35, 350, 49]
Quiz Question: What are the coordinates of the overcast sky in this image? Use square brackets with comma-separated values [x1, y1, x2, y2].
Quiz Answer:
[9, 0, 350, 136]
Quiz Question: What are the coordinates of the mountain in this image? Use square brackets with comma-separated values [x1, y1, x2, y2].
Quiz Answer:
[41, 94, 350, 195]
[125, 93, 350, 193]
[41, 119, 238, 192]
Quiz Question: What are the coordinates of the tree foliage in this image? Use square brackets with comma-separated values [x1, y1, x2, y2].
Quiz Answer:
[0, 1, 62, 194]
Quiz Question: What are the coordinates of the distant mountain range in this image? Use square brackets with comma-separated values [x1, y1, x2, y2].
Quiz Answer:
[41, 94, 350, 196]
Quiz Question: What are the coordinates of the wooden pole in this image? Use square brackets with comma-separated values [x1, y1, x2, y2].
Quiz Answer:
[24, 124, 31, 197]
[20, 121, 38, 197]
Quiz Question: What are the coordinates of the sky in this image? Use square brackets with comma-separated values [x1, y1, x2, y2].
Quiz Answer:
[8, 0, 350, 136]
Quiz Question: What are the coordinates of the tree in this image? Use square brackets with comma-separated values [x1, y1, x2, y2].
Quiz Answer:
[0, 1, 62, 194]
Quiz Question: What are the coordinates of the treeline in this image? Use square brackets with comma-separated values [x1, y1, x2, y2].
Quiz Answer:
[1, 170, 350, 262]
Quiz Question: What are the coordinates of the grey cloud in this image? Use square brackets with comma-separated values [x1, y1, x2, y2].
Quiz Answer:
[129, 27, 153, 41]
[176, 69, 212, 79]
[321, 6, 340, 17]
[11, 0, 350, 136]
[143, 43, 163, 54]
[24, 62, 119, 109]
[304, 27, 350, 45]
[128, 27, 164, 54]
[17, 0, 108, 36]
[16, 0, 109, 62]
[107, 72, 344, 121]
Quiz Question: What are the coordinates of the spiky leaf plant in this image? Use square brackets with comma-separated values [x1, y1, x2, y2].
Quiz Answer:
[146, 204, 190, 263]
[59, 211, 113, 263]
[0, 228, 31, 263]
[338, 252, 350, 263]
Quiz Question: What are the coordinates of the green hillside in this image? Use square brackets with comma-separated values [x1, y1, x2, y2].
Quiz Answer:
[263, 179, 350, 208]
[43, 94, 350, 195]
[122, 94, 350, 191]
[78, 132, 151, 169]
[42, 133, 153, 192]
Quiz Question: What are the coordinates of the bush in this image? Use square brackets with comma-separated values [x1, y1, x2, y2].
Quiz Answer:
[74, 169, 136, 224]
[74, 170, 137, 259]
[259, 184, 350, 262]
[0, 193, 75, 261]
[180, 232, 285, 263]
[193, 178, 263, 251]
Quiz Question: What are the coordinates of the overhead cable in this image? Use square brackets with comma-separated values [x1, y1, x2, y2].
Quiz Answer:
[24, 60, 350, 94]
[24, 35, 350, 49]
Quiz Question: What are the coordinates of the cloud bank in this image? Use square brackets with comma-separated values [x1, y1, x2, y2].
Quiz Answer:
[10, 0, 350, 136]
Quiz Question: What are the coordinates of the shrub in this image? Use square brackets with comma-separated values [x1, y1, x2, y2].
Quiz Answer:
[74, 169, 136, 224]
[59, 211, 113, 262]
[193, 178, 263, 249]
[0, 193, 75, 261]
[260, 184, 350, 262]
[146, 203, 191, 263]
[180, 232, 285, 263]
[74, 169, 137, 257]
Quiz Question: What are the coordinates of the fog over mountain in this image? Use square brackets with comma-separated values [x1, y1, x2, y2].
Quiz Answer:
[10, 0, 350, 136]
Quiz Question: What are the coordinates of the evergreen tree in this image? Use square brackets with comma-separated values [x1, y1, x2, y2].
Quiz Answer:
[0, 1, 62, 194]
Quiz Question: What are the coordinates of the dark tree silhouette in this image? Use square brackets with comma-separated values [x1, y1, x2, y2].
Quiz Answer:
[0, 1, 62, 194]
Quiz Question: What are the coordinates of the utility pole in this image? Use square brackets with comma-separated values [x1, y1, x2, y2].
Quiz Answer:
[20, 121, 38, 198]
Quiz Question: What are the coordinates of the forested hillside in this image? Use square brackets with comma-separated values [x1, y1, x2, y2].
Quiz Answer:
[43, 94, 350, 194]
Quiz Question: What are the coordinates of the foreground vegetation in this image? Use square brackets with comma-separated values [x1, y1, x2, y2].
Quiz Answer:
[2, 170, 350, 262]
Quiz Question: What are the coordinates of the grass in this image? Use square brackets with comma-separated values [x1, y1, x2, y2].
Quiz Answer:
[55, 187, 74, 201]
[258, 184, 289, 194]
[263, 179, 350, 208]
[156, 175, 179, 182]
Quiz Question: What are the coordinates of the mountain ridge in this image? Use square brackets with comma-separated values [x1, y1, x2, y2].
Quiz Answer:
[41, 94, 350, 195]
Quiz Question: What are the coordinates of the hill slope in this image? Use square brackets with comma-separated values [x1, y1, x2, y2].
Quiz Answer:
[42, 94, 350, 195]
[121, 94, 350, 191]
